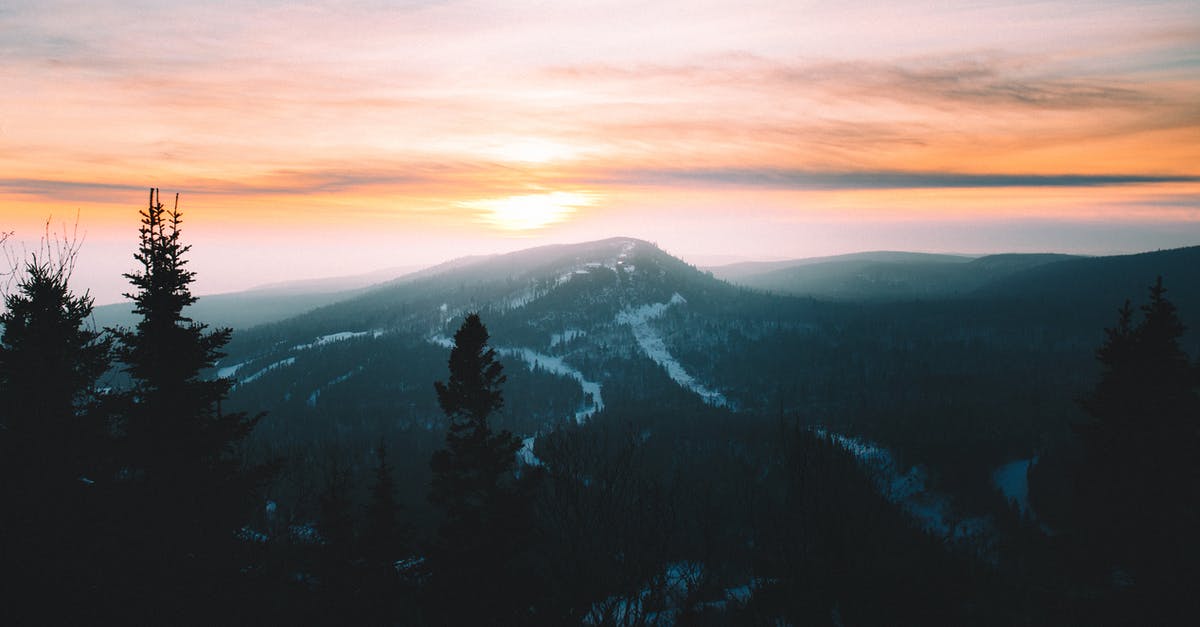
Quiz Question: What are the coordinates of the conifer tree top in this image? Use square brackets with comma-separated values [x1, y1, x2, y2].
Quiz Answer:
[434, 312, 506, 423]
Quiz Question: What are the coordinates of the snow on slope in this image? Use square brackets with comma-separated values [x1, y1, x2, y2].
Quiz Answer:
[518, 436, 542, 467]
[240, 357, 296, 385]
[550, 329, 586, 347]
[427, 336, 605, 468]
[818, 430, 993, 544]
[307, 368, 363, 408]
[498, 347, 604, 424]
[993, 457, 1035, 518]
[427, 338, 604, 425]
[616, 293, 728, 407]
[216, 361, 246, 379]
[292, 331, 374, 351]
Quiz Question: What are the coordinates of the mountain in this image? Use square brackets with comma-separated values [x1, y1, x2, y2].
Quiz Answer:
[709, 251, 1079, 300]
[207, 238, 1197, 541]
[708, 250, 973, 282]
[977, 245, 1200, 334]
[221, 236, 776, 419]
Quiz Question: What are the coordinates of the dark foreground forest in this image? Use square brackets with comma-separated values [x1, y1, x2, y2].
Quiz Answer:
[2, 192, 1198, 626]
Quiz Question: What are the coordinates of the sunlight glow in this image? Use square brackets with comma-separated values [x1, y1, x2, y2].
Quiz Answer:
[461, 191, 599, 231]
[486, 139, 579, 164]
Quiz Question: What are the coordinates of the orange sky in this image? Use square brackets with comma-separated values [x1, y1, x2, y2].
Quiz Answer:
[2, 1, 1198, 304]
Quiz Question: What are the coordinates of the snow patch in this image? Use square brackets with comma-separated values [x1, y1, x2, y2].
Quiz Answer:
[292, 331, 371, 351]
[518, 436, 543, 467]
[307, 368, 363, 408]
[818, 430, 993, 544]
[428, 334, 455, 348]
[993, 457, 1040, 521]
[550, 328, 586, 348]
[616, 293, 727, 407]
[498, 347, 604, 424]
[216, 361, 246, 379]
[240, 357, 296, 385]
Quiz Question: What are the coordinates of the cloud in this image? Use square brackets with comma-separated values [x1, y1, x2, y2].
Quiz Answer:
[585, 168, 1200, 191]
[547, 52, 1169, 112]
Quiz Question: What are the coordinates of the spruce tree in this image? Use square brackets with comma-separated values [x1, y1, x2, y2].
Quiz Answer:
[1076, 277, 1199, 610]
[0, 251, 110, 485]
[427, 313, 528, 624]
[107, 189, 265, 608]
[0, 245, 112, 620]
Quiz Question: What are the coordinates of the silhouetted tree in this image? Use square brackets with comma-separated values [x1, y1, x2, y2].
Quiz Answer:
[0, 236, 112, 621]
[1075, 277, 1200, 616]
[427, 313, 531, 624]
[0, 245, 110, 485]
[107, 189, 267, 616]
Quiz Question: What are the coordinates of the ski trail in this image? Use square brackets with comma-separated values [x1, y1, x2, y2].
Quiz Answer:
[616, 293, 728, 407]
[497, 346, 604, 424]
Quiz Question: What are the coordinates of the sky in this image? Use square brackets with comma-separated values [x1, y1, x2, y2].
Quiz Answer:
[1, 0, 1198, 304]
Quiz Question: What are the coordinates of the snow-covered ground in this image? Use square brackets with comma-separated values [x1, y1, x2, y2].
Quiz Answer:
[550, 328, 586, 347]
[429, 333, 455, 349]
[428, 336, 604, 425]
[498, 347, 604, 424]
[584, 561, 763, 626]
[517, 436, 542, 467]
[307, 368, 362, 408]
[291, 331, 374, 351]
[616, 293, 728, 407]
[240, 357, 296, 385]
[216, 360, 246, 379]
[993, 457, 1040, 522]
[427, 337, 606, 467]
[818, 430, 993, 543]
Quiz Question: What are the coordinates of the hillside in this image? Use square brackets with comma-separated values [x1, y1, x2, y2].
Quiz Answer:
[708, 250, 1088, 300]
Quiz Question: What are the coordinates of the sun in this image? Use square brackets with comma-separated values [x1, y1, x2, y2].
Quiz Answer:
[460, 191, 598, 231]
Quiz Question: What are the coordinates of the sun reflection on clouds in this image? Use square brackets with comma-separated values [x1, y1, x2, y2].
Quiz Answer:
[460, 190, 600, 231]
[484, 138, 580, 164]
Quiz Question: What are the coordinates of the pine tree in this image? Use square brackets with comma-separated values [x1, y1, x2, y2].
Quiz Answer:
[427, 313, 529, 624]
[0, 249, 110, 485]
[1075, 276, 1200, 609]
[0, 242, 112, 620]
[107, 189, 266, 611]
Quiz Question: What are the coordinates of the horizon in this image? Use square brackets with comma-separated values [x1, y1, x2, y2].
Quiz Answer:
[3, 1, 1198, 304]
[77, 233, 1194, 308]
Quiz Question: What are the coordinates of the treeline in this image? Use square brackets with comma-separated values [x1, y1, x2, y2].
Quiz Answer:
[2, 192, 1198, 625]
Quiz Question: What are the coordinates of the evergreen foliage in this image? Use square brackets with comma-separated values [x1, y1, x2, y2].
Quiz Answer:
[0, 250, 110, 483]
[106, 189, 267, 614]
[1074, 276, 1200, 616]
[363, 438, 405, 565]
[427, 313, 532, 624]
[0, 244, 112, 622]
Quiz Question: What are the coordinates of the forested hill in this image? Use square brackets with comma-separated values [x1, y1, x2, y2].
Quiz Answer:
[708, 250, 1082, 300]
[7, 229, 1199, 623]
[979, 245, 1200, 328]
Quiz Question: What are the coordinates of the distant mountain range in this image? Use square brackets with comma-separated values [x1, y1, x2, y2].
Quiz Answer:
[88, 241, 1200, 334]
[706, 250, 1083, 301]
[90, 264, 422, 330]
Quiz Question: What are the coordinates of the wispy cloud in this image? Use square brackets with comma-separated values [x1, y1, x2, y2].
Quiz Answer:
[587, 169, 1200, 191]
